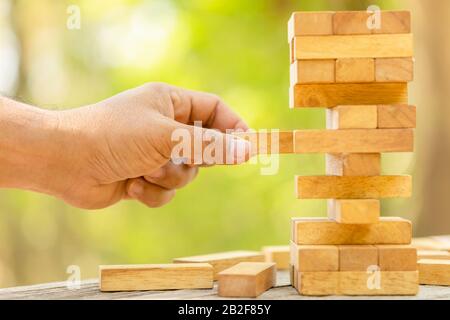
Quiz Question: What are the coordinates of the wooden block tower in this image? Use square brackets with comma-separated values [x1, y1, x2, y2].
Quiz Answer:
[287, 10, 419, 296]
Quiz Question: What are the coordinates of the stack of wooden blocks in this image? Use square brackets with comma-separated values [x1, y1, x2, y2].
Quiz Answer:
[288, 10, 419, 296]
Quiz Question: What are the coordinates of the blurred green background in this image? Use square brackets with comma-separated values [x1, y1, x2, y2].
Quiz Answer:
[1, 0, 450, 287]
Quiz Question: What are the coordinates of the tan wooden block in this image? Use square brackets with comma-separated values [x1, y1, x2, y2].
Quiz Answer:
[232, 131, 293, 154]
[290, 264, 295, 286]
[339, 271, 418, 295]
[99, 263, 213, 292]
[333, 11, 372, 35]
[417, 250, 450, 260]
[262, 245, 289, 270]
[377, 245, 418, 271]
[174, 250, 264, 280]
[377, 105, 416, 128]
[294, 129, 413, 153]
[418, 259, 450, 286]
[374, 11, 411, 34]
[293, 34, 413, 60]
[292, 217, 412, 245]
[290, 83, 408, 108]
[328, 199, 380, 224]
[326, 105, 377, 129]
[326, 153, 381, 176]
[295, 271, 339, 296]
[412, 238, 450, 251]
[290, 242, 339, 272]
[376, 58, 414, 82]
[217, 262, 276, 297]
[290, 60, 335, 85]
[339, 245, 378, 271]
[296, 175, 412, 199]
[336, 58, 375, 83]
[287, 11, 334, 42]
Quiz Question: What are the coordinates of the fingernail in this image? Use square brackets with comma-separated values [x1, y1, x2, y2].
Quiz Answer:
[228, 137, 250, 164]
[147, 167, 165, 179]
[130, 181, 144, 197]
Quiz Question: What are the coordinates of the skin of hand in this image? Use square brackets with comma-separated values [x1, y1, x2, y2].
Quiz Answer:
[0, 83, 250, 209]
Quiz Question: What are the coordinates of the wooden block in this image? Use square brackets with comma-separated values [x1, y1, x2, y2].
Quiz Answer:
[296, 175, 412, 199]
[418, 259, 450, 286]
[374, 11, 411, 34]
[290, 83, 408, 108]
[173, 250, 264, 280]
[375, 58, 414, 82]
[326, 106, 377, 129]
[293, 34, 413, 60]
[292, 217, 412, 245]
[333, 11, 372, 35]
[418, 250, 450, 260]
[262, 245, 289, 270]
[328, 199, 380, 224]
[326, 153, 381, 176]
[217, 262, 276, 297]
[377, 105, 416, 128]
[287, 11, 334, 42]
[290, 264, 294, 286]
[336, 58, 375, 83]
[339, 245, 378, 271]
[232, 131, 293, 154]
[289, 40, 294, 64]
[339, 271, 418, 295]
[294, 129, 413, 153]
[412, 238, 450, 251]
[290, 242, 339, 271]
[290, 60, 335, 85]
[377, 245, 417, 271]
[99, 263, 213, 292]
[295, 271, 339, 296]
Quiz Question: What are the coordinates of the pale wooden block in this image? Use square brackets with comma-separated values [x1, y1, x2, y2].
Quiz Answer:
[336, 58, 375, 83]
[290, 242, 339, 272]
[339, 271, 418, 295]
[217, 262, 276, 297]
[262, 245, 289, 270]
[418, 250, 450, 260]
[232, 131, 293, 154]
[287, 11, 334, 42]
[418, 259, 450, 286]
[295, 271, 339, 296]
[328, 199, 380, 224]
[290, 60, 335, 85]
[326, 105, 378, 129]
[339, 245, 378, 271]
[294, 129, 413, 153]
[99, 263, 213, 292]
[174, 250, 264, 280]
[293, 34, 413, 60]
[333, 11, 372, 35]
[374, 11, 411, 34]
[290, 83, 408, 108]
[296, 175, 412, 199]
[377, 105, 416, 128]
[289, 40, 294, 64]
[412, 238, 450, 251]
[376, 245, 418, 271]
[375, 58, 414, 82]
[291, 217, 412, 245]
[326, 153, 381, 176]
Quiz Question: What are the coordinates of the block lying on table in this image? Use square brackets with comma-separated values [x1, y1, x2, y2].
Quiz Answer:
[173, 250, 264, 280]
[328, 199, 380, 224]
[418, 259, 450, 286]
[290, 242, 339, 271]
[99, 263, 213, 292]
[262, 245, 290, 270]
[217, 262, 276, 298]
[291, 217, 412, 245]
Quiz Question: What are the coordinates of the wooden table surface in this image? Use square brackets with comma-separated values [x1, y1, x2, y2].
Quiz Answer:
[0, 271, 449, 300]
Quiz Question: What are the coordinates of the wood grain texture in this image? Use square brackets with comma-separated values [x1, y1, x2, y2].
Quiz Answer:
[418, 259, 450, 286]
[296, 175, 412, 199]
[217, 262, 276, 297]
[377, 245, 417, 271]
[374, 11, 411, 34]
[292, 217, 412, 245]
[412, 237, 450, 251]
[290, 83, 408, 108]
[377, 105, 416, 128]
[293, 34, 413, 60]
[287, 11, 334, 42]
[262, 246, 289, 270]
[326, 106, 378, 129]
[328, 199, 380, 224]
[326, 153, 381, 176]
[375, 58, 414, 82]
[290, 59, 335, 85]
[174, 251, 264, 280]
[417, 250, 450, 260]
[336, 58, 375, 83]
[290, 242, 339, 272]
[333, 11, 372, 35]
[232, 131, 293, 154]
[99, 263, 213, 292]
[339, 245, 378, 271]
[294, 129, 413, 153]
[295, 271, 339, 296]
